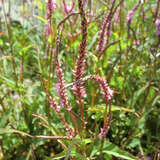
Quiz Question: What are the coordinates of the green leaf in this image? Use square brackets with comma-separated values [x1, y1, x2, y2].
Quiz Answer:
[33, 15, 47, 23]
[87, 105, 140, 117]
[0, 39, 3, 45]
[20, 45, 33, 56]
[0, 109, 12, 127]
[87, 32, 99, 50]
[128, 138, 140, 148]
[82, 138, 92, 144]
[152, 95, 160, 106]
[65, 138, 81, 160]
[138, 107, 153, 130]
[0, 75, 25, 92]
[0, 75, 15, 85]
[3, 58, 9, 74]
[131, 83, 149, 107]
[90, 54, 98, 63]
[102, 141, 138, 160]
[71, 152, 88, 160]
[117, 76, 124, 90]
[46, 138, 90, 160]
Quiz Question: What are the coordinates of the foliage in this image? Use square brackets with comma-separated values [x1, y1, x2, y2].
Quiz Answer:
[0, 0, 160, 159]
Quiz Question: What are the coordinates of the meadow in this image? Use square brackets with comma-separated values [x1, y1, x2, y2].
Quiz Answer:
[0, 0, 160, 159]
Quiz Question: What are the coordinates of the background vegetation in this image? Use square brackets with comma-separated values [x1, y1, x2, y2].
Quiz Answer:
[0, 0, 160, 159]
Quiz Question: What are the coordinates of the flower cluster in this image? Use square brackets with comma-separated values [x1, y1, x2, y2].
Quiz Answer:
[55, 58, 72, 111]
[43, 0, 114, 139]
[73, 55, 86, 99]
[114, 9, 120, 29]
[73, 0, 88, 101]
[92, 75, 113, 138]
[92, 75, 113, 102]
[46, 0, 57, 19]
[67, 74, 113, 138]
[98, 112, 112, 138]
[42, 77, 74, 137]
[46, 0, 57, 36]
[56, 109, 74, 138]
[126, 3, 139, 25]
[97, 15, 109, 54]
[62, 0, 75, 15]
[97, 0, 116, 58]
[42, 77, 59, 110]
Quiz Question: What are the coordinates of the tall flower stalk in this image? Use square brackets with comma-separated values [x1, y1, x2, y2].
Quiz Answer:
[73, 0, 88, 122]
[44, 0, 114, 140]
[42, 77, 74, 138]
[45, 0, 57, 88]
[46, 0, 57, 37]
[62, 0, 75, 15]
[126, 1, 140, 26]
[97, 0, 116, 58]
[55, 32, 72, 112]
[55, 31, 80, 136]
[65, 75, 114, 138]
[62, 0, 75, 29]
[90, 75, 113, 137]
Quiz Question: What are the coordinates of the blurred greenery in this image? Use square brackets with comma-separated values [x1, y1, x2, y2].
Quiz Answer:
[0, 0, 160, 159]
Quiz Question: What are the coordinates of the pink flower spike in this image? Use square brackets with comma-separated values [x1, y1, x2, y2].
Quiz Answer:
[92, 75, 113, 102]
[46, 0, 57, 19]
[62, 0, 75, 14]
[55, 51, 72, 111]
[98, 128, 105, 138]
[126, 3, 139, 25]
[107, 87, 114, 100]
[156, 18, 160, 36]
[45, 0, 57, 37]
[155, 14, 160, 45]
[126, 10, 134, 25]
